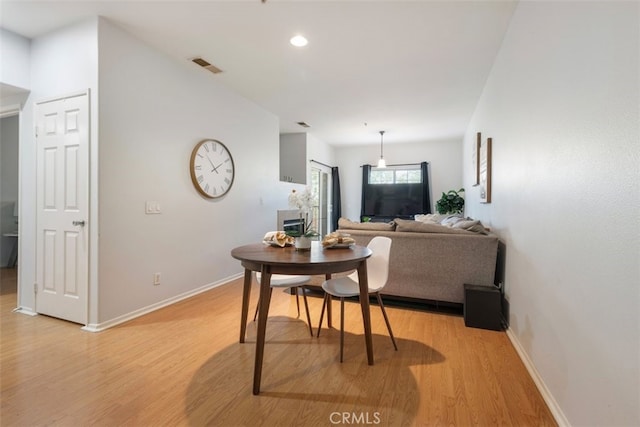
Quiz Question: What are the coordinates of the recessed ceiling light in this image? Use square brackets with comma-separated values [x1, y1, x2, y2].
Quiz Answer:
[290, 35, 308, 47]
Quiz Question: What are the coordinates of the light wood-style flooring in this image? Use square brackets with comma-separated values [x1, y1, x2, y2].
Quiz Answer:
[0, 268, 556, 426]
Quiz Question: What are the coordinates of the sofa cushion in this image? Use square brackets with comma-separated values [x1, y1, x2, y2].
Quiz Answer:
[338, 217, 396, 231]
[394, 218, 482, 235]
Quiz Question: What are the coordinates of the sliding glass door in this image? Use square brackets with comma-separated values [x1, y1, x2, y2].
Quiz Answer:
[310, 166, 330, 237]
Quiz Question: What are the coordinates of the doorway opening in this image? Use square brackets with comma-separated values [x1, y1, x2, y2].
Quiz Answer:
[0, 110, 20, 302]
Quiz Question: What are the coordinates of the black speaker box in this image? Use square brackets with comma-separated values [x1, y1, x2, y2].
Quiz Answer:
[464, 283, 503, 331]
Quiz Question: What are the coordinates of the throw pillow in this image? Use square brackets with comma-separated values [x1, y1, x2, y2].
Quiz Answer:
[439, 214, 465, 226]
[414, 213, 445, 223]
[450, 219, 489, 235]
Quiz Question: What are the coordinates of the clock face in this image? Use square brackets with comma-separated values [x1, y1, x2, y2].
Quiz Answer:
[190, 139, 235, 199]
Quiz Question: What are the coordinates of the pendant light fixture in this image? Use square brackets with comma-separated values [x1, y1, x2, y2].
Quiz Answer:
[377, 130, 387, 168]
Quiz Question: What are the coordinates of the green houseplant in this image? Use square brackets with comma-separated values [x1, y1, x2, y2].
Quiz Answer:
[436, 188, 465, 214]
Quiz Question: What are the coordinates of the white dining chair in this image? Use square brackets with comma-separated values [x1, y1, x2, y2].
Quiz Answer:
[317, 236, 398, 362]
[253, 272, 314, 336]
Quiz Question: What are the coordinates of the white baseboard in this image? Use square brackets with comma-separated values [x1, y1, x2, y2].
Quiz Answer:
[505, 327, 570, 427]
[13, 306, 38, 316]
[82, 273, 243, 333]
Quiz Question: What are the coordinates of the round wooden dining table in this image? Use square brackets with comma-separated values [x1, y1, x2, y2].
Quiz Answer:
[231, 241, 373, 395]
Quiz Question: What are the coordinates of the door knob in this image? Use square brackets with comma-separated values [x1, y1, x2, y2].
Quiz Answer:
[72, 220, 86, 226]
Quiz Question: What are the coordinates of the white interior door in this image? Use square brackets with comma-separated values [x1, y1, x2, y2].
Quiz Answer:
[35, 92, 89, 325]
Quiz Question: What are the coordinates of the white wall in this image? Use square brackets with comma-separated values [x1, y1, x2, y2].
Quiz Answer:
[463, 2, 639, 425]
[335, 138, 462, 221]
[306, 133, 335, 171]
[14, 16, 290, 325]
[280, 133, 307, 184]
[0, 28, 31, 91]
[96, 19, 285, 323]
[17, 18, 99, 313]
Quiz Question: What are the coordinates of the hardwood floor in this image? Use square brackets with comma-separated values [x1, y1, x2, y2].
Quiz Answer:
[0, 268, 556, 426]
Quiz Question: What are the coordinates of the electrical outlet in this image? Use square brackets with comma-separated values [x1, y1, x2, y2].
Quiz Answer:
[153, 273, 161, 285]
[145, 201, 161, 214]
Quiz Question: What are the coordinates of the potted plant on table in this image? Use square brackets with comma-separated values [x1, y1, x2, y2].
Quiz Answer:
[287, 187, 319, 251]
[435, 188, 465, 215]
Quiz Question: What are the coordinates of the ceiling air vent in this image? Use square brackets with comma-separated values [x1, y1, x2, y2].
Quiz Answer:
[297, 121, 311, 128]
[191, 57, 223, 74]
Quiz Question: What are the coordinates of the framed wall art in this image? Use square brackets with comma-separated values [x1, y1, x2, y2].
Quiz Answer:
[472, 132, 481, 186]
[479, 137, 492, 203]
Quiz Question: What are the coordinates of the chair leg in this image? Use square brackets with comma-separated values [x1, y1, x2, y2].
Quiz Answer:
[253, 299, 259, 322]
[376, 293, 398, 351]
[253, 288, 274, 322]
[250, 284, 313, 338]
[326, 292, 333, 328]
[301, 288, 313, 337]
[317, 293, 328, 338]
[325, 274, 333, 328]
[340, 297, 345, 363]
[326, 294, 333, 329]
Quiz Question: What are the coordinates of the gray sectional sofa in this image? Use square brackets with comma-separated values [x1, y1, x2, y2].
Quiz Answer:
[335, 217, 500, 305]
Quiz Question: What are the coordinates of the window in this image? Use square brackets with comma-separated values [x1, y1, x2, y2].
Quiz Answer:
[369, 165, 422, 184]
[361, 162, 431, 221]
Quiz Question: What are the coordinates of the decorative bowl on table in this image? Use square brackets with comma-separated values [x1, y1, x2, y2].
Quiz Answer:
[263, 231, 294, 247]
[322, 232, 355, 249]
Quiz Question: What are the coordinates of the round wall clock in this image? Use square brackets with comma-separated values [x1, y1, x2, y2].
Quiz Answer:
[189, 139, 235, 199]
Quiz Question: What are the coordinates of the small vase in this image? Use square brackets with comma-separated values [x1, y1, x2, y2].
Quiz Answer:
[295, 236, 311, 251]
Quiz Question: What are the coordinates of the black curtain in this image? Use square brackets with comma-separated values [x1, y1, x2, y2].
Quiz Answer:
[360, 164, 371, 221]
[331, 167, 342, 231]
[421, 161, 431, 212]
